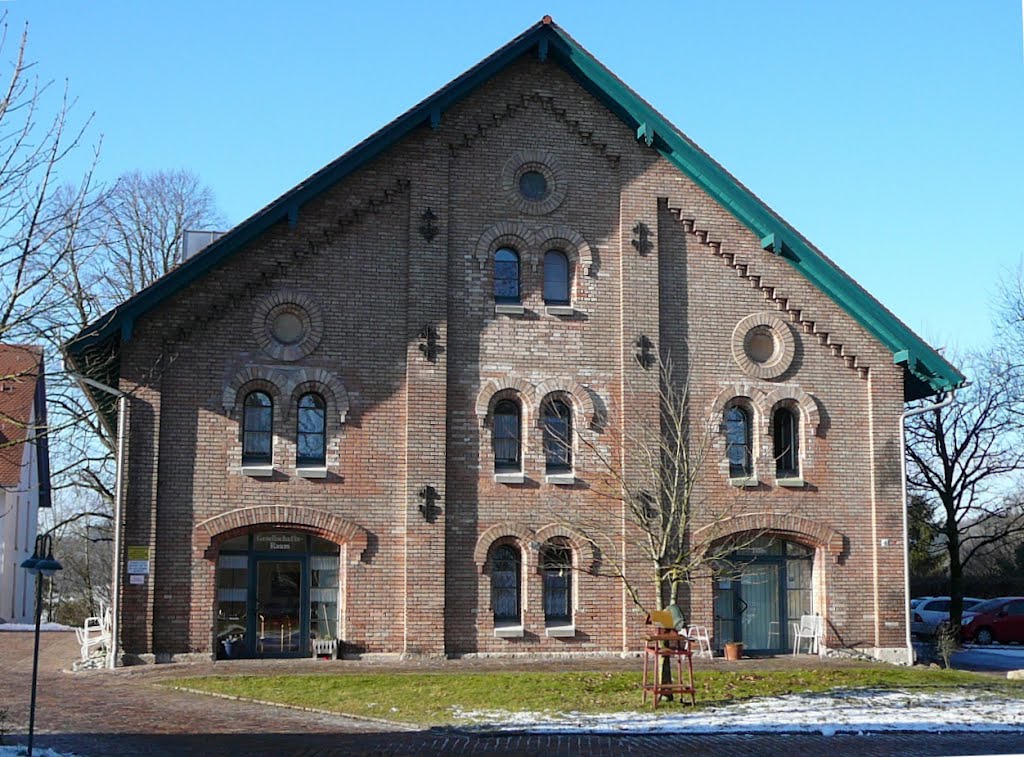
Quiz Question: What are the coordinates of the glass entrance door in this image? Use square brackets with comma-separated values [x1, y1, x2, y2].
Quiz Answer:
[255, 559, 304, 655]
[740, 563, 781, 651]
[714, 538, 813, 653]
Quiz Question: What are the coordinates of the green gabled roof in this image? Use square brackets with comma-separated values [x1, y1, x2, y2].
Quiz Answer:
[64, 17, 963, 401]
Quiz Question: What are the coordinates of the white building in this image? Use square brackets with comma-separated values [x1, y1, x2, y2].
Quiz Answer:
[0, 345, 51, 624]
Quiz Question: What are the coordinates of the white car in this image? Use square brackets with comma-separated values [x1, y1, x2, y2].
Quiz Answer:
[911, 596, 984, 636]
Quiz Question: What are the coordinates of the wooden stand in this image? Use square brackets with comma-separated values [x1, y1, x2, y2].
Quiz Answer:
[641, 631, 696, 709]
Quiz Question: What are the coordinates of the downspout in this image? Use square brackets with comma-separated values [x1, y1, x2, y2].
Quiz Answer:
[69, 373, 128, 670]
[900, 387, 958, 665]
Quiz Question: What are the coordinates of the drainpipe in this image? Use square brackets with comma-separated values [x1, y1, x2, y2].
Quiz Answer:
[900, 386, 959, 665]
[70, 373, 128, 670]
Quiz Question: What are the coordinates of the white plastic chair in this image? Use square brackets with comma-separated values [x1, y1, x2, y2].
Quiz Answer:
[792, 614, 823, 655]
[76, 606, 112, 661]
[687, 625, 713, 658]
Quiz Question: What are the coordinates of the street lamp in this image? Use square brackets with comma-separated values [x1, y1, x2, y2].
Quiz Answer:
[21, 532, 63, 757]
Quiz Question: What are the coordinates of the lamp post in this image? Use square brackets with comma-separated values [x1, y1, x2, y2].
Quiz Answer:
[21, 532, 63, 757]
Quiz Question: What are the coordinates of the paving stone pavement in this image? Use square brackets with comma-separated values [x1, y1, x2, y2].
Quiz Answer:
[2, 632, 1021, 756]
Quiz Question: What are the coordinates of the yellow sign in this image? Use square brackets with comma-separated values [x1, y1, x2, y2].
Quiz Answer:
[127, 546, 151, 575]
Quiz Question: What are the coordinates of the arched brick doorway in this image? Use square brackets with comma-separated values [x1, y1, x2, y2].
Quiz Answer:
[195, 507, 368, 658]
[695, 514, 844, 654]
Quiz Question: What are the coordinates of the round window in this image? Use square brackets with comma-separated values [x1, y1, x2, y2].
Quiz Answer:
[731, 312, 796, 379]
[744, 326, 777, 364]
[518, 170, 549, 200]
[252, 290, 323, 361]
[271, 311, 305, 345]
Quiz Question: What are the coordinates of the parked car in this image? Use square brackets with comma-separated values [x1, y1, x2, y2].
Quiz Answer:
[910, 596, 984, 636]
[962, 597, 1024, 645]
[910, 596, 933, 610]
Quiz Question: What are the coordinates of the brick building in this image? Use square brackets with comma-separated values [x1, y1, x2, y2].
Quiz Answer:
[66, 19, 962, 663]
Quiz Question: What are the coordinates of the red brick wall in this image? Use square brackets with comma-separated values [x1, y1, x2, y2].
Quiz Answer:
[117, 56, 909, 658]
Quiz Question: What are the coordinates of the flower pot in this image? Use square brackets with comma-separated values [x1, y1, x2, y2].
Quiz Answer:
[724, 641, 744, 661]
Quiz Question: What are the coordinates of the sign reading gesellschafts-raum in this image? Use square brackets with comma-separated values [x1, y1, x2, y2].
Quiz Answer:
[127, 546, 151, 575]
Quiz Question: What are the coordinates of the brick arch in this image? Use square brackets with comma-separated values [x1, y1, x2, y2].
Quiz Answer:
[476, 376, 537, 427]
[763, 386, 821, 435]
[474, 522, 537, 572]
[223, 369, 285, 417]
[196, 506, 369, 564]
[534, 524, 598, 573]
[472, 220, 536, 271]
[711, 381, 769, 420]
[224, 366, 349, 424]
[534, 380, 598, 429]
[696, 512, 845, 563]
[534, 224, 594, 275]
[284, 370, 350, 424]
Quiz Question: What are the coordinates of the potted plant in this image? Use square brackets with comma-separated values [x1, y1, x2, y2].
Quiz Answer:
[724, 641, 744, 661]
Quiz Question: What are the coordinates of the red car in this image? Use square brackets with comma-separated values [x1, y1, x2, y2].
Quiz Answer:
[961, 597, 1024, 645]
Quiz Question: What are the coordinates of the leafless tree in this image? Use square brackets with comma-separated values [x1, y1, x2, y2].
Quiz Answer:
[0, 14, 106, 538]
[95, 169, 226, 303]
[551, 355, 765, 614]
[0, 16, 102, 349]
[906, 351, 1024, 631]
[44, 169, 225, 522]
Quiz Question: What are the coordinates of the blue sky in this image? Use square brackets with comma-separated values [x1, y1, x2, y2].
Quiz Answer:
[9, 1, 1022, 352]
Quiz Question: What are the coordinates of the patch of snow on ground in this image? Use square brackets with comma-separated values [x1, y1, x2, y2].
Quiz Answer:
[0, 746, 79, 756]
[454, 689, 1024, 735]
[0, 622, 75, 632]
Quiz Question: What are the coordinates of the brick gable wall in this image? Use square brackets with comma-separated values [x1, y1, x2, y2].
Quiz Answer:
[117, 56, 908, 660]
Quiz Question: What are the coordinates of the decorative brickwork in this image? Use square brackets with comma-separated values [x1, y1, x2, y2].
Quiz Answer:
[696, 512, 845, 563]
[102, 49, 916, 662]
[196, 505, 369, 563]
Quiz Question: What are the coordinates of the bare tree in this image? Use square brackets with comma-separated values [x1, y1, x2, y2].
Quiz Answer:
[96, 169, 226, 302]
[0, 16, 102, 349]
[45, 169, 225, 522]
[905, 351, 1024, 632]
[552, 355, 764, 614]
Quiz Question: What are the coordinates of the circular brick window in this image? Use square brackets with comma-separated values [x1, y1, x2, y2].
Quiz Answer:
[744, 326, 778, 365]
[271, 311, 305, 345]
[732, 313, 795, 380]
[518, 170, 548, 200]
[501, 150, 566, 215]
[252, 290, 324, 362]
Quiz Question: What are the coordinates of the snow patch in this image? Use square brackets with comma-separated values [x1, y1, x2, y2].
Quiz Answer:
[453, 689, 1024, 735]
[0, 747, 80, 756]
[0, 622, 75, 632]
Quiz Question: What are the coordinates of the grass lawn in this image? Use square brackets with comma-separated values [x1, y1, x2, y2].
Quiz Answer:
[163, 666, 1019, 726]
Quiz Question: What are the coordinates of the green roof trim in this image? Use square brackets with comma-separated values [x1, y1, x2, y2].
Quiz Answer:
[64, 18, 963, 402]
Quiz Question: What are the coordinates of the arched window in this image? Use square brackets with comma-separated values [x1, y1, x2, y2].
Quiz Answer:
[542, 543, 572, 623]
[543, 398, 573, 472]
[494, 248, 520, 304]
[242, 391, 273, 464]
[491, 544, 521, 623]
[297, 393, 327, 466]
[773, 406, 799, 479]
[543, 250, 570, 305]
[724, 404, 752, 478]
[492, 399, 521, 471]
